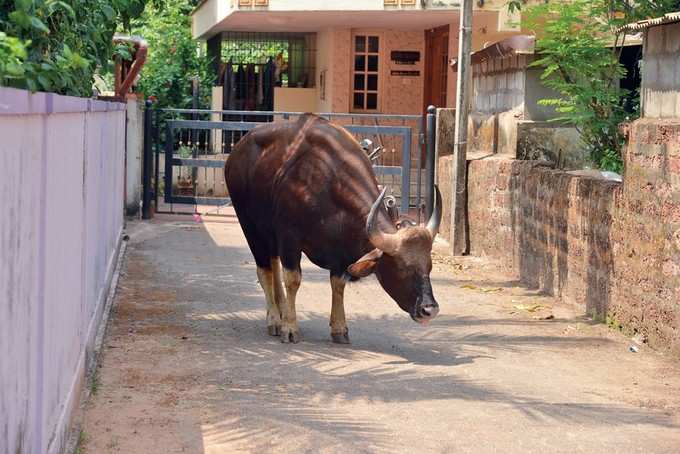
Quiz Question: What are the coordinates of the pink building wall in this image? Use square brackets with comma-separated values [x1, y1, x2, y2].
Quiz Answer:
[0, 87, 126, 454]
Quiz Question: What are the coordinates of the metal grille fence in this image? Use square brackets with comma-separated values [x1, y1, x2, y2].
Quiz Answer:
[145, 108, 435, 223]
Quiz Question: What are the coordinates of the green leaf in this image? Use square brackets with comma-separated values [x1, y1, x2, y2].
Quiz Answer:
[101, 4, 115, 20]
[37, 74, 51, 89]
[14, 0, 32, 12]
[30, 17, 50, 33]
[8, 10, 31, 28]
[25, 77, 37, 91]
[48, 1, 76, 18]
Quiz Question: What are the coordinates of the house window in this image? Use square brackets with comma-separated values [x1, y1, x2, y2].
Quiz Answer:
[353, 34, 380, 111]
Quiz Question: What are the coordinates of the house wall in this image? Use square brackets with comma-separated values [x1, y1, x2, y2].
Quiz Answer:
[382, 30, 425, 114]
[642, 22, 680, 118]
[468, 54, 526, 156]
[191, 0, 233, 40]
[273, 87, 317, 112]
[313, 28, 352, 113]
[457, 53, 582, 164]
[0, 87, 126, 454]
[332, 29, 352, 112]
[316, 28, 424, 114]
[316, 28, 335, 112]
[445, 26, 520, 109]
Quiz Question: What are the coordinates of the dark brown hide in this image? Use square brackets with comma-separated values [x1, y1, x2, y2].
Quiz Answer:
[225, 114, 440, 322]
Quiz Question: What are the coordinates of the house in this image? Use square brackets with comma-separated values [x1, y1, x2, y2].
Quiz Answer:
[190, 0, 537, 115]
[624, 12, 680, 118]
[449, 34, 584, 168]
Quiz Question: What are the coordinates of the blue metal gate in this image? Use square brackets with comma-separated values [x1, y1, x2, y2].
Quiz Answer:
[145, 108, 436, 220]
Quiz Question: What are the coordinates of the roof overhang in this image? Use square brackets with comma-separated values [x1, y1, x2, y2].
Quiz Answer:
[619, 11, 680, 32]
[450, 34, 534, 71]
[192, 3, 500, 40]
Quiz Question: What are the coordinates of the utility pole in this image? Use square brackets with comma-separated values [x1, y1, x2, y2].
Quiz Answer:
[451, 0, 473, 255]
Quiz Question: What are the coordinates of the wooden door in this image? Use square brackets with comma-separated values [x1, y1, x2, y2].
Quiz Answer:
[424, 25, 450, 111]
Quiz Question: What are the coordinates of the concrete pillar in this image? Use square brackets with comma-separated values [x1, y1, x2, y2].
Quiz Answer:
[125, 96, 144, 215]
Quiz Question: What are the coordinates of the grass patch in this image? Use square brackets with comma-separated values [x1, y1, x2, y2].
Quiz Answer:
[74, 429, 87, 454]
[89, 367, 101, 396]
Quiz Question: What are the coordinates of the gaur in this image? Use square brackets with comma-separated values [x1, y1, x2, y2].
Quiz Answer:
[225, 114, 442, 343]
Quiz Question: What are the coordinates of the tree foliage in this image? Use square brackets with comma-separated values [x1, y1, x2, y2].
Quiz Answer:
[129, 0, 214, 109]
[508, 0, 678, 172]
[0, 0, 146, 96]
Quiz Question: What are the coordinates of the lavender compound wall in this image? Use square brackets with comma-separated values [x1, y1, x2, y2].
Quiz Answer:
[1, 87, 126, 454]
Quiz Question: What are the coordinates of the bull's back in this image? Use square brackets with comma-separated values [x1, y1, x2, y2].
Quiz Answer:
[226, 115, 375, 213]
[225, 122, 287, 204]
[225, 115, 378, 271]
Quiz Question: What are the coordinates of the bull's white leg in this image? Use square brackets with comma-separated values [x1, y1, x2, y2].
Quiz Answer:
[271, 258, 286, 331]
[280, 268, 301, 343]
[256, 263, 282, 336]
[330, 276, 350, 344]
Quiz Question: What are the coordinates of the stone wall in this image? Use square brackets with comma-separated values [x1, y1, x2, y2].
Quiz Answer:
[438, 117, 680, 354]
[609, 119, 680, 351]
[517, 121, 587, 170]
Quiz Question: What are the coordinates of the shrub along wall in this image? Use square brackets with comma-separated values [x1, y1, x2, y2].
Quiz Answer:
[437, 118, 680, 355]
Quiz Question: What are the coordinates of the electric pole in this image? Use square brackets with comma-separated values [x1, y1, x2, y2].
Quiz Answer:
[451, 0, 473, 255]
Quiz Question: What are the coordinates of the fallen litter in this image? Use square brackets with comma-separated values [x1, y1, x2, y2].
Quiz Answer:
[533, 314, 555, 320]
[460, 284, 478, 290]
[629, 345, 640, 353]
[513, 303, 545, 313]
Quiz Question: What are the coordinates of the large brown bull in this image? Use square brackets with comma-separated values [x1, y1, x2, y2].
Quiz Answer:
[225, 114, 442, 344]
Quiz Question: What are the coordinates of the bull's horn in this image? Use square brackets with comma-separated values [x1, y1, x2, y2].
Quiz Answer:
[366, 187, 400, 255]
[426, 185, 443, 239]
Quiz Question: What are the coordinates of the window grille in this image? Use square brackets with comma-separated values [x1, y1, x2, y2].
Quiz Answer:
[219, 32, 316, 87]
[215, 32, 317, 111]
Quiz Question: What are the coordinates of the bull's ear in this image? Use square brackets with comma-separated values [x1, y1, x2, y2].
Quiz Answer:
[347, 249, 383, 278]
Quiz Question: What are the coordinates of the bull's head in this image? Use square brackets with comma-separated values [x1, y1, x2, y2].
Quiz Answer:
[348, 186, 443, 325]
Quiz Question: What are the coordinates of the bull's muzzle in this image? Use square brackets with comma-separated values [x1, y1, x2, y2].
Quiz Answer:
[411, 276, 439, 325]
[411, 296, 439, 326]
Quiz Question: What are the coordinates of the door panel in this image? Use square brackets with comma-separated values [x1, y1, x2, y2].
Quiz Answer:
[424, 25, 450, 111]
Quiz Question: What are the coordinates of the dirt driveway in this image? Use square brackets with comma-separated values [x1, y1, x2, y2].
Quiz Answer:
[79, 211, 680, 453]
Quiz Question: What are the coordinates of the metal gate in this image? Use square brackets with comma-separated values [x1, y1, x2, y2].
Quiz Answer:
[143, 106, 437, 221]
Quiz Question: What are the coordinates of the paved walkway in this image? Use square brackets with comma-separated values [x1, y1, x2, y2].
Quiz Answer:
[80, 211, 680, 453]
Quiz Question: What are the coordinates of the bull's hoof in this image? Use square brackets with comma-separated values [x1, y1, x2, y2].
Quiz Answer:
[267, 325, 281, 337]
[331, 329, 350, 344]
[281, 328, 301, 344]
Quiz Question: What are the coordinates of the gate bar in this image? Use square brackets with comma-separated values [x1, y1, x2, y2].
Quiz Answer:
[425, 105, 437, 220]
[159, 108, 422, 121]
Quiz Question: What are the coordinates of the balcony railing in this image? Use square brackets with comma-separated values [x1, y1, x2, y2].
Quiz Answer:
[238, 0, 269, 6]
[233, 0, 463, 9]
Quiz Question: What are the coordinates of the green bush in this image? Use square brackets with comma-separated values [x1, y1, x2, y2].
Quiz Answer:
[130, 0, 214, 108]
[0, 0, 146, 96]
